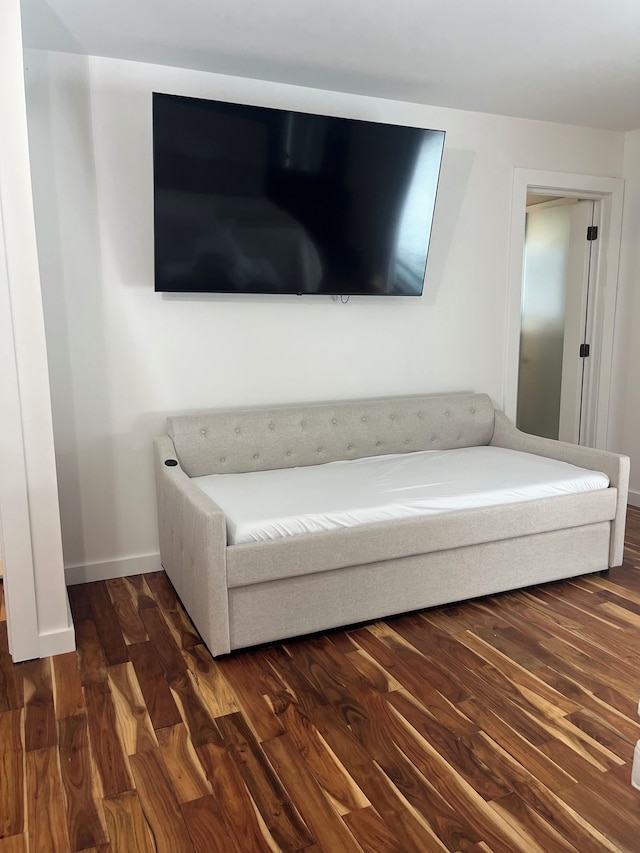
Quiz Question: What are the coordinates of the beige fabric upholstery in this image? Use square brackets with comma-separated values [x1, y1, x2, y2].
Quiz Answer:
[154, 436, 230, 655]
[226, 488, 616, 588]
[154, 393, 629, 657]
[228, 523, 611, 650]
[167, 392, 495, 478]
[491, 410, 630, 566]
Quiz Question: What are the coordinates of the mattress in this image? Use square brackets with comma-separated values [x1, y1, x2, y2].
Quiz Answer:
[192, 445, 609, 545]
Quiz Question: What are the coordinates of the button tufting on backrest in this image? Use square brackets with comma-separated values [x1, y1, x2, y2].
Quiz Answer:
[168, 392, 496, 477]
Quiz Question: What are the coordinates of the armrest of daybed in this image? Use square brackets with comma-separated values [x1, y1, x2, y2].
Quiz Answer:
[154, 436, 231, 656]
[491, 410, 630, 567]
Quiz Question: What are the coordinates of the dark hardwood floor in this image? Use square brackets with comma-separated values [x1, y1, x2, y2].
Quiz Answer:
[1, 507, 640, 852]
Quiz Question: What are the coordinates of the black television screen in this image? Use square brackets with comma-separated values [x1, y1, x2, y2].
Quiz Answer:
[152, 93, 445, 296]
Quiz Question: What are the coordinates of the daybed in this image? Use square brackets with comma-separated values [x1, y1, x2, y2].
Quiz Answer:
[154, 392, 629, 658]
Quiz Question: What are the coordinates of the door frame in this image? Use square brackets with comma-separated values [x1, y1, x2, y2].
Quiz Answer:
[505, 169, 624, 449]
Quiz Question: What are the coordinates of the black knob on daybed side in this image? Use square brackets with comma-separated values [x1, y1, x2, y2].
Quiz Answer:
[164, 459, 178, 467]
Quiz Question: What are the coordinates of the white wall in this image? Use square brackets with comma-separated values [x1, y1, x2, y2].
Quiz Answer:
[612, 128, 640, 506]
[24, 50, 626, 581]
[0, 1, 73, 660]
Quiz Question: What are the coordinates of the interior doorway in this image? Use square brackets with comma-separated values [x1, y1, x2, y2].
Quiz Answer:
[505, 170, 624, 451]
[516, 195, 599, 444]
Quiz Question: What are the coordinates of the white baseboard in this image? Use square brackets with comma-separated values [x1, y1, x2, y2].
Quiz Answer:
[37, 594, 76, 657]
[65, 552, 161, 586]
[628, 489, 640, 509]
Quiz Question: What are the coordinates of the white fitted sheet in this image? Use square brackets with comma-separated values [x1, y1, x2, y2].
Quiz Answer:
[192, 445, 609, 545]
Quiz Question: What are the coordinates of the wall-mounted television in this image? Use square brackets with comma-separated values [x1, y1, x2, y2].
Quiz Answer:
[152, 93, 445, 296]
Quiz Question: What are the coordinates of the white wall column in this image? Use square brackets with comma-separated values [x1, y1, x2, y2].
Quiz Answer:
[0, 0, 74, 659]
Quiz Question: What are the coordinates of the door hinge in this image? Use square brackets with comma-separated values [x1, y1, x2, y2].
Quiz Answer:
[580, 343, 590, 358]
[586, 225, 598, 241]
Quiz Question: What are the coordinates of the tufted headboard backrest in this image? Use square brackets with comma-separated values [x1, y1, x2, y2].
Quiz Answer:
[166, 392, 496, 478]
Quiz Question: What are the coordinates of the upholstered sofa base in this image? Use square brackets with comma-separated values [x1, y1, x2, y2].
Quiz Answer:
[227, 522, 610, 650]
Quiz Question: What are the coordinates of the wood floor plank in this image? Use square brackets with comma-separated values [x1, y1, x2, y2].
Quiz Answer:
[111, 597, 148, 645]
[129, 749, 194, 853]
[102, 791, 155, 853]
[262, 732, 363, 853]
[75, 619, 108, 686]
[107, 662, 158, 756]
[22, 657, 56, 751]
[216, 712, 313, 851]
[531, 664, 640, 743]
[275, 699, 370, 815]
[25, 746, 71, 853]
[145, 571, 201, 650]
[558, 779, 640, 851]
[52, 651, 85, 719]
[139, 605, 187, 677]
[458, 697, 578, 793]
[0, 638, 23, 713]
[105, 577, 132, 603]
[310, 702, 461, 853]
[387, 690, 511, 801]
[221, 653, 286, 741]
[0, 835, 27, 853]
[58, 714, 108, 851]
[83, 681, 134, 796]
[156, 722, 212, 803]
[180, 795, 237, 853]
[342, 807, 406, 853]
[285, 636, 370, 728]
[123, 575, 157, 610]
[350, 626, 477, 737]
[463, 730, 619, 853]
[0, 709, 24, 838]
[350, 709, 483, 851]
[345, 646, 406, 693]
[453, 627, 582, 716]
[127, 641, 182, 731]
[180, 643, 241, 718]
[86, 581, 129, 666]
[196, 742, 278, 853]
[67, 584, 93, 623]
[166, 668, 223, 747]
[355, 687, 537, 853]
[489, 791, 579, 853]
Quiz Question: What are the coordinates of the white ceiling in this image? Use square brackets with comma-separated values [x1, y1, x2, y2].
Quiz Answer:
[20, 0, 640, 132]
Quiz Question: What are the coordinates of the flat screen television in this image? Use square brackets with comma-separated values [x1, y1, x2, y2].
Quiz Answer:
[152, 92, 445, 296]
